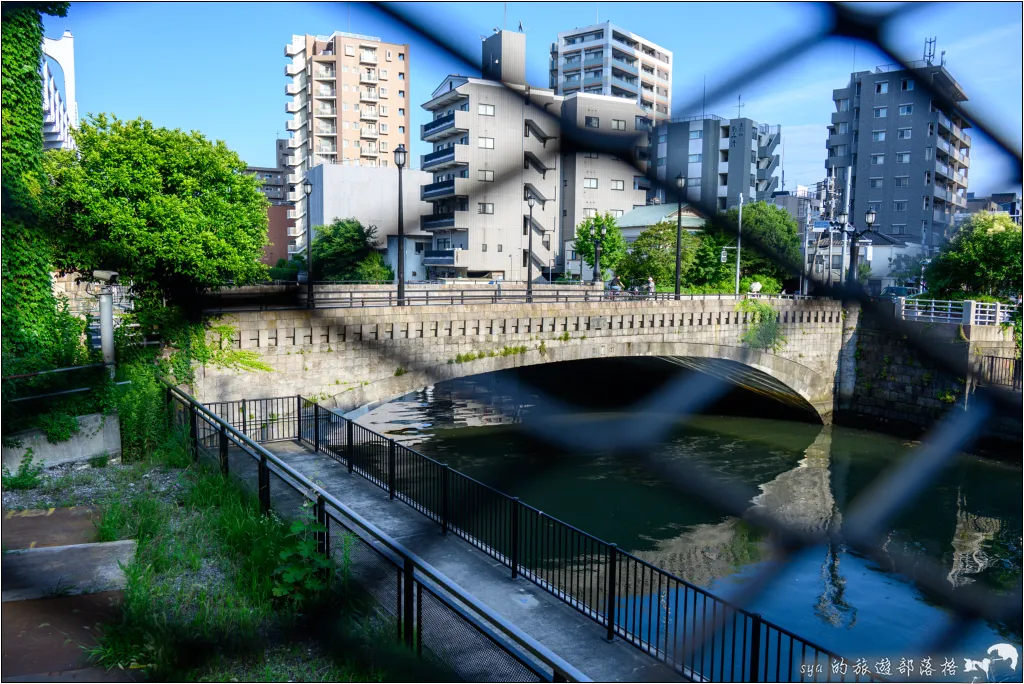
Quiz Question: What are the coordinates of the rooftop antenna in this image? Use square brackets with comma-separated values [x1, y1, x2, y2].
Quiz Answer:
[781, 136, 786, 192]
[736, 94, 744, 119]
[940, 50, 946, 66]
[504, 2, 507, 30]
[924, 37, 936, 65]
[702, 75, 706, 119]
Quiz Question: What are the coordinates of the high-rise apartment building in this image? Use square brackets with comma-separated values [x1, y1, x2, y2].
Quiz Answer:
[650, 115, 781, 211]
[42, 30, 77, 151]
[419, 30, 652, 280]
[283, 32, 411, 255]
[826, 61, 971, 251]
[550, 22, 672, 123]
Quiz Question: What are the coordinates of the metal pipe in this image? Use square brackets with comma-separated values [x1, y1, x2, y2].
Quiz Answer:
[99, 285, 115, 378]
[735, 194, 743, 296]
[2, 363, 107, 381]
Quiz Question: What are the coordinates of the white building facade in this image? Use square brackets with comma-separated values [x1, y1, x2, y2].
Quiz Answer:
[41, 30, 78, 151]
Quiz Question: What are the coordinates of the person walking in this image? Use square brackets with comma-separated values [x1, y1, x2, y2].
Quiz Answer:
[647, 276, 656, 299]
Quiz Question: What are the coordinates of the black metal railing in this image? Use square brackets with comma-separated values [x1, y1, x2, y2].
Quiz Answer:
[166, 382, 587, 683]
[213, 392, 875, 682]
[423, 112, 456, 135]
[422, 146, 459, 167]
[976, 356, 1022, 391]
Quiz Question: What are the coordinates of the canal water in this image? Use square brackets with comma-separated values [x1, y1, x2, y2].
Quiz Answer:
[356, 359, 1022, 680]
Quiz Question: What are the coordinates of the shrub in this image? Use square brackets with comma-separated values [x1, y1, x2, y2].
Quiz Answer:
[2, 449, 44, 490]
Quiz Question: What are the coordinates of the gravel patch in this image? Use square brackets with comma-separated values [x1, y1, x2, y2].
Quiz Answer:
[2, 459, 187, 511]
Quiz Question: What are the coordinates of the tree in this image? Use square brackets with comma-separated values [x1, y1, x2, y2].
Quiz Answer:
[686, 234, 732, 288]
[924, 212, 1022, 300]
[353, 251, 395, 283]
[711, 201, 801, 283]
[572, 213, 627, 280]
[887, 252, 927, 287]
[310, 218, 381, 281]
[42, 114, 269, 304]
[616, 221, 698, 288]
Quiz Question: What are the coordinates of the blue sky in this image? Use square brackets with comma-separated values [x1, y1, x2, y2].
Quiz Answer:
[46, 2, 1022, 194]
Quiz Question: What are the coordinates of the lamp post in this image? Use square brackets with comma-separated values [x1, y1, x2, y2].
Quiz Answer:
[847, 209, 876, 287]
[303, 179, 313, 308]
[393, 144, 408, 306]
[526, 191, 536, 303]
[592, 225, 606, 284]
[674, 173, 686, 300]
[835, 209, 848, 287]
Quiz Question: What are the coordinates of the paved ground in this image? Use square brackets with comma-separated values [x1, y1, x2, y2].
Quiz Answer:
[2, 508, 100, 550]
[237, 440, 682, 683]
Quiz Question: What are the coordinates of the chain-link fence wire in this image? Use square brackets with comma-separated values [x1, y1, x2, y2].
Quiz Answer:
[195, 1, 1024, 677]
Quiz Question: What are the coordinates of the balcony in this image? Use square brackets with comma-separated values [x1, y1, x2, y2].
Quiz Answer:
[611, 58, 638, 76]
[316, 146, 338, 155]
[360, 127, 379, 139]
[286, 172, 302, 184]
[287, 225, 305, 237]
[934, 111, 952, 131]
[316, 127, 337, 136]
[286, 206, 304, 220]
[937, 137, 950, 154]
[584, 73, 604, 88]
[421, 144, 469, 171]
[359, 52, 378, 65]
[287, 190, 305, 202]
[420, 210, 470, 231]
[717, 184, 729, 198]
[933, 184, 951, 202]
[285, 62, 304, 77]
[287, 241, 306, 255]
[935, 161, 951, 178]
[422, 248, 467, 267]
[359, 71, 378, 84]
[359, 108, 378, 121]
[286, 101, 303, 114]
[314, 70, 336, 80]
[315, 107, 337, 117]
[360, 146, 378, 157]
[584, 53, 604, 67]
[286, 82, 304, 96]
[286, 117, 305, 131]
[360, 89, 379, 102]
[287, 136, 306, 149]
[285, 42, 303, 57]
[422, 110, 470, 141]
[420, 177, 471, 201]
[316, 89, 337, 99]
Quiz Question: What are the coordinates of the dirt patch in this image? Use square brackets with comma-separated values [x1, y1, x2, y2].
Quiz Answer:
[2, 461, 186, 512]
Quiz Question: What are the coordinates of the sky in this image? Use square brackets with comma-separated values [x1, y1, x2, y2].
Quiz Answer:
[45, 1, 1022, 195]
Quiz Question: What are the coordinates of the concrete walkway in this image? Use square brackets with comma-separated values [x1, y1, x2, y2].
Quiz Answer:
[248, 440, 682, 683]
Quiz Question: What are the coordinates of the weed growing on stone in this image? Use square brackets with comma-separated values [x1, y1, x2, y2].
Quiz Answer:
[393, 367, 407, 377]
[1, 450, 44, 490]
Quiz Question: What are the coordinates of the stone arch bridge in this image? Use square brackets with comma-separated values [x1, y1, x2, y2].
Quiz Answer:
[195, 298, 847, 423]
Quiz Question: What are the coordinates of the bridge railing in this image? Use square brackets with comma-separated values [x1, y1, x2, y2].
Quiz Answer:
[166, 383, 588, 683]
[897, 298, 1019, 326]
[207, 391, 875, 682]
[975, 356, 1022, 391]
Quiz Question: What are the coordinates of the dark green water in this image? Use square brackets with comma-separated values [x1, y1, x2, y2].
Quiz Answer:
[357, 362, 1022, 679]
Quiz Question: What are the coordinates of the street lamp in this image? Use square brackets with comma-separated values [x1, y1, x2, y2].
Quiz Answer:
[303, 179, 313, 308]
[526, 190, 536, 303]
[835, 210, 849, 286]
[846, 209, 876, 287]
[393, 144, 408, 305]
[592, 225, 607, 284]
[674, 173, 686, 300]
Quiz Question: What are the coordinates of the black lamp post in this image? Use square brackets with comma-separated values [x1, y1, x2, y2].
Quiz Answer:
[847, 208, 876, 287]
[674, 173, 686, 300]
[591, 225, 606, 284]
[526, 191, 536, 303]
[393, 144, 408, 305]
[835, 209, 848, 287]
[303, 179, 314, 308]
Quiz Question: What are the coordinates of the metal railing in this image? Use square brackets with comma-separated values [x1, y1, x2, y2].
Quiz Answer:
[975, 356, 1022, 391]
[167, 383, 588, 683]
[198, 393, 875, 682]
[898, 298, 1018, 326]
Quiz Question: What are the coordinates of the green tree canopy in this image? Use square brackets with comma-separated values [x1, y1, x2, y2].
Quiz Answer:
[686, 234, 732, 288]
[887, 252, 928, 287]
[41, 114, 269, 303]
[925, 212, 1023, 300]
[710, 201, 801, 283]
[572, 213, 627, 280]
[353, 251, 395, 283]
[616, 221, 699, 287]
[309, 218, 384, 281]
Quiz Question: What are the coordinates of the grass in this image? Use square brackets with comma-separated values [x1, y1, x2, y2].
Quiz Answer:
[1, 450, 45, 490]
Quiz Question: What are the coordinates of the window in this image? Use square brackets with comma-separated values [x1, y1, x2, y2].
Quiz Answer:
[386, 50, 392, 61]
[610, 209, 624, 218]
[380, 141, 388, 153]
[584, 208, 597, 218]
[901, 79, 914, 91]
[895, 176, 909, 187]
[611, 119, 626, 131]
[899, 104, 913, 116]
[687, 177, 701, 187]
[896, 152, 910, 163]
[925, 147, 933, 160]
[478, 170, 494, 182]
[872, 131, 886, 142]
[868, 202, 882, 213]
[380, 69, 388, 78]
[837, 98, 850, 112]
[871, 154, 885, 165]
[584, 151, 599, 159]
[345, 45, 355, 56]
[584, 178, 598, 189]
[869, 178, 883, 189]
[379, 87, 387, 97]
[398, 90, 405, 98]
[892, 224, 906, 234]
[894, 201, 907, 211]
[478, 104, 495, 116]
[897, 128, 911, 139]
[478, 137, 494, 149]
[875, 81, 889, 94]
[657, 158, 666, 166]
[611, 180, 625, 191]
[497, 244, 503, 252]
[481, 244, 487, 252]
[688, 154, 702, 163]
[873, 107, 887, 118]
[928, 123, 935, 136]
[398, 126, 405, 134]
[381, 106, 388, 115]
[398, 108, 405, 116]
[838, 122, 850, 134]
[922, 197, 930, 210]
[585, 116, 599, 128]
[399, 53, 405, 61]
[380, 123, 388, 133]
[478, 203, 494, 214]
[399, 72, 405, 80]
[658, 134, 667, 143]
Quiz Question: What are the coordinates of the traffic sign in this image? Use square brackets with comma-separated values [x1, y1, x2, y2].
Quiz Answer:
[812, 220, 830, 232]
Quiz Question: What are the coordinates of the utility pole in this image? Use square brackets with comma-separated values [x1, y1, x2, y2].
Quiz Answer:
[735, 194, 743, 295]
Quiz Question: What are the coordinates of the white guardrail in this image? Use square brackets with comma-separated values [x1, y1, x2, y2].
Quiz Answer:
[896, 298, 1018, 326]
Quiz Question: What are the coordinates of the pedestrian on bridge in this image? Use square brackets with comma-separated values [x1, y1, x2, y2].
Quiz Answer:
[647, 276, 656, 299]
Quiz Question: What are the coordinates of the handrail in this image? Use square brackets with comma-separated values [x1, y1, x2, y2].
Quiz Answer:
[163, 381, 589, 682]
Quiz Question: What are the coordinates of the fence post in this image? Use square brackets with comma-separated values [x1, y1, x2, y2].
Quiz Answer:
[188, 405, 198, 462]
[219, 423, 229, 475]
[962, 300, 977, 326]
[510, 497, 520, 580]
[258, 455, 270, 515]
[294, 396, 300, 442]
[241, 398, 247, 437]
[315, 494, 329, 558]
[314, 403, 321, 452]
[403, 556, 415, 648]
[605, 543, 618, 642]
[346, 420, 354, 473]
[388, 439, 396, 500]
[748, 613, 763, 682]
[441, 464, 450, 535]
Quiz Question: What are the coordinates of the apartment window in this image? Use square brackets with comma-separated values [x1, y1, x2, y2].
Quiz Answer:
[481, 244, 487, 252]
[479, 170, 494, 182]
[871, 154, 884, 165]
[868, 202, 882, 213]
[386, 50, 392, 61]
[478, 104, 495, 116]
[689, 129, 703, 140]
[380, 123, 388, 133]
[894, 200, 907, 212]
[611, 179, 625, 191]
[897, 128, 912, 139]
[478, 137, 494, 149]
[342, 140, 349, 148]
[873, 107, 887, 118]
[345, 45, 355, 56]
[379, 87, 387, 97]
[869, 178, 883, 189]
[687, 177, 701, 187]
[380, 69, 388, 78]
[657, 134, 667, 144]
[380, 141, 388, 153]
[398, 126, 405, 133]
[398, 90, 405, 98]
[892, 224, 906, 234]
[924, 171, 932, 184]
[688, 154, 702, 163]
[585, 116, 600, 128]
[399, 72, 405, 80]
[838, 122, 850, 134]
[895, 176, 909, 187]
[497, 244, 503, 252]
[928, 123, 935, 136]
[896, 152, 910, 164]
[399, 53, 405, 61]
[342, 84, 349, 92]
[872, 131, 886, 142]
[611, 119, 626, 131]
[381, 106, 388, 116]
[584, 208, 597, 218]
[923, 197, 930, 210]
[925, 147, 933, 160]
[399, 108, 405, 116]
[837, 99, 850, 112]
[610, 209, 624, 218]
[584, 178, 598, 189]
[899, 104, 913, 116]
[478, 203, 494, 214]
[342, 121, 350, 130]
[875, 81, 889, 94]
[657, 158, 666, 166]
[901, 79, 914, 91]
